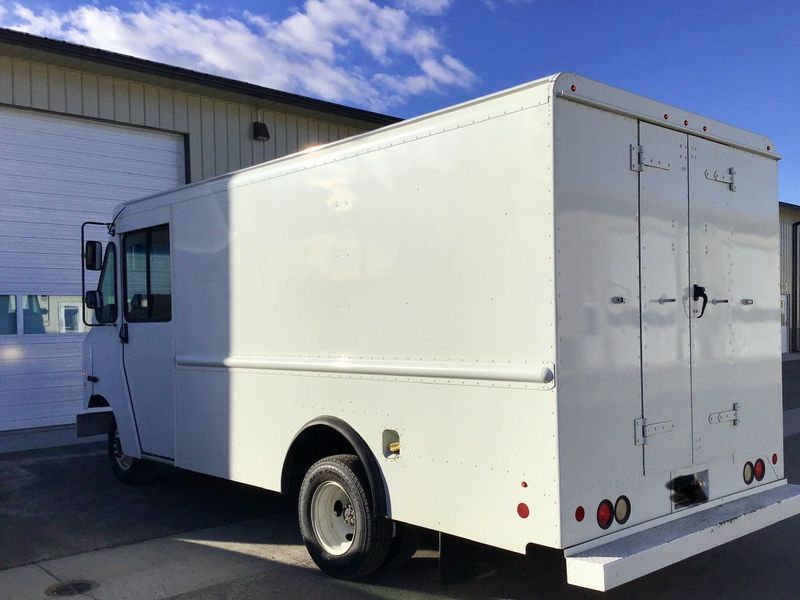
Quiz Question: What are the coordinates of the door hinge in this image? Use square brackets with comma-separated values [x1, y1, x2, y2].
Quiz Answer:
[704, 167, 736, 191]
[708, 403, 740, 426]
[634, 417, 675, 445]
[630, 144, 671, 172]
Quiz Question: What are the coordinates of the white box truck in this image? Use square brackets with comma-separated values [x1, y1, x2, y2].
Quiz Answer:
[78, 73, 800, 591]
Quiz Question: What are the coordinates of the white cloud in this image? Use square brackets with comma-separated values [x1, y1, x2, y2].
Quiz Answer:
[399, 0, 452, 15]
[0, 0, 475, 112]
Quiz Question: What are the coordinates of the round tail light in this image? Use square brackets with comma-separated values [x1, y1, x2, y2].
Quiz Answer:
[614, 495, 631, 525]
[754, 459, 765, 482]
[743, 461, 754, 485]
[597, 499, 614, 530]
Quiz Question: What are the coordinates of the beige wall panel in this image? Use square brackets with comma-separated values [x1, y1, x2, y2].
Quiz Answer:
[128, 82, 145, 125]
[262, 110, 277, 164]
[186, 95, 202, 182]
[0, 57, 12, 104]
[307, 119, 319, 146]
[30, 62, 48, 110]
[46, 66, 66, 112]
[238, 105, 253, 168]
[81, 73, 99, 117]
[296, 117, 308, 151]
[226, 103, 240, 170]
[98, 76, 115, 120]
[200, 97, 215, 179]
[286, 115, 298, 154]
[173, 91, 188, 133]
[159, 88, 174, 130]
[274, 112, 287, 158]
[65, 70, 82, 114]
[12, 60, 31, 106]
[113, 79, 130, 122]
[213, 100, 228, 175]
[144, 85, 159, 128]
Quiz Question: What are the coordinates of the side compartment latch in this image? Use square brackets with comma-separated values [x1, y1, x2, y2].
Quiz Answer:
[708, 403, 740, 426]
[704, 167, 736, 191]
[634, 417, 675, 446]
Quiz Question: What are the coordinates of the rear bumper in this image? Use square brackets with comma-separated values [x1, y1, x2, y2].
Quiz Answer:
[564, 482, 800, 591]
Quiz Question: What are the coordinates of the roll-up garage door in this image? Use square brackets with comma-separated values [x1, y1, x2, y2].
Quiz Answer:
[0, 106, 185, 431]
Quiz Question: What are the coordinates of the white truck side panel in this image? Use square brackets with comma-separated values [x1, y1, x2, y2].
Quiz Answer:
[170, 86, 564, 551]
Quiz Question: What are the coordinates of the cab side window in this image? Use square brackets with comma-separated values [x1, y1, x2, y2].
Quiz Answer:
[123, 225, 172, 322]
[96, 243, 118, 324]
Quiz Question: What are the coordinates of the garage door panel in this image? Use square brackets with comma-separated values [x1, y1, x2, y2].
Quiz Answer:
[0, 105, 184, 431]
[0, 112, 184, 150]
[1, 172, 173, 198]
[0, 147, 185, 181]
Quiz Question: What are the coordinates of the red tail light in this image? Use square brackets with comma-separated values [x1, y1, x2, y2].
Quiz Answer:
[597, 500, 613, 529]
[754, 459, 765, 481]
[575, 506, 585, 522]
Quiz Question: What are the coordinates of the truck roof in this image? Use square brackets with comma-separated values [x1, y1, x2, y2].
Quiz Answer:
[115, 72, 778, 217]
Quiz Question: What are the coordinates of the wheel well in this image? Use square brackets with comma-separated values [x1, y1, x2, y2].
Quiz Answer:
[88, 394, 110, 408]
[281, 417, 388, 517]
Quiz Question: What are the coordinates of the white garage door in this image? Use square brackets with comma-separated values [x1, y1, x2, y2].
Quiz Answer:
[0, 106, 185, 431]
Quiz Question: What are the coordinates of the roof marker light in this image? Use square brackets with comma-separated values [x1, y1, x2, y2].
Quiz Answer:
[521, 481, 528, 488]
[663, 113, 669, 120]
[570, 84, 577, 92]
[517, 503, 530, 519]
[703, 126, 708, 132]
[684, 120, 689, 126]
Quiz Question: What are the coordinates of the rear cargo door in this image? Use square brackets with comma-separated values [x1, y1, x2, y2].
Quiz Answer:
[688, 137, 781, 464]
[637, 122, 693, 474]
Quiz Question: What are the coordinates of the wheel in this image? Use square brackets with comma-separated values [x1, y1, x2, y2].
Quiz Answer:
[383, 521, 424, 569]
[298, 454, 392, 579]
[108, 422, 155, 485]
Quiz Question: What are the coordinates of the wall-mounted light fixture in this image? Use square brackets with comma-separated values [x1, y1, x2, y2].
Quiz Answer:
[253, 121, 270, 141]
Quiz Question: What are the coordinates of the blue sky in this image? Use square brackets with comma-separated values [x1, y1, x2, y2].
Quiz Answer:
[1, 0, 798, 200]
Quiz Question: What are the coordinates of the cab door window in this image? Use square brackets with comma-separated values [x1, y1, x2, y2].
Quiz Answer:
[95, 243, 118, 324]
[123, 225, 172, 322]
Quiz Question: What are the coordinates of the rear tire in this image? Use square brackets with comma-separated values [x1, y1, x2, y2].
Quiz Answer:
[108, 423, 155, 485]
[298, 454, 392, 579]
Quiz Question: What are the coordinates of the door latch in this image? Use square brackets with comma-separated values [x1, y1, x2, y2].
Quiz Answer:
[693, 284, 708, 318]
[709, 403, 740, 426]
[119, 323, 129, 344]
[630, 145, 671, 172]
[704, 167, 736, 191]
[635, 418, 675, 446]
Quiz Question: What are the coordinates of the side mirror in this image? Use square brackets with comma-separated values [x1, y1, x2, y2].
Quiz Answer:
[84, 241, 103, 271]
[85, 290, 103, 309]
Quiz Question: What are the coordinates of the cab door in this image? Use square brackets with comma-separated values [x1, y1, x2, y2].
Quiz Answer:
[121, 224, 175, 459]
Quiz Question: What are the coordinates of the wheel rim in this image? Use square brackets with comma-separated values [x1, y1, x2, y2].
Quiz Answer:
[310, 481, 356, 556]
[112, 429, 133, 471]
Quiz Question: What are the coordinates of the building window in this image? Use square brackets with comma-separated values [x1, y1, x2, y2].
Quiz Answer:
[123, 225, 172, 322]
[22, 295, 86, 334]
[0, 295, 16, 335]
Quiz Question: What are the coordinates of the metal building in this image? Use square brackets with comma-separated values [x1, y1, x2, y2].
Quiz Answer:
[780, 202, 800, 353]
[0, 28, 397, 443]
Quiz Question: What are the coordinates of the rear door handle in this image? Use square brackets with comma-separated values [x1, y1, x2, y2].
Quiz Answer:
[692, 284, 708, 318]
[711, 298, 729, 305]
[658, 297, 677, 304]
